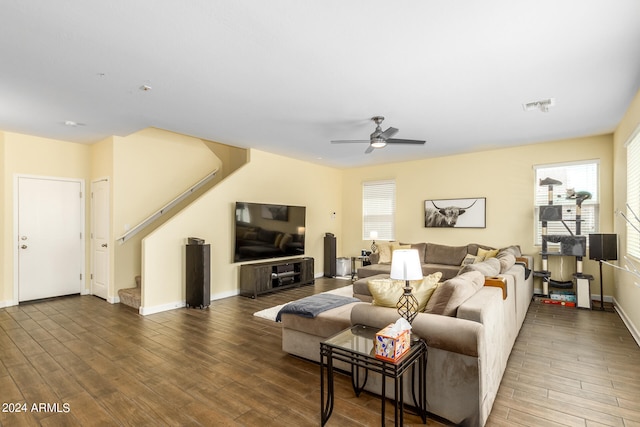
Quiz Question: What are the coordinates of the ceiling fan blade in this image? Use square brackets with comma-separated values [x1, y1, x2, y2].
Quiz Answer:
[386, 138, 426, 145]
[379, 127, 398, 140]
[364, 145, 375, 154]
[331, 139, 370, 144]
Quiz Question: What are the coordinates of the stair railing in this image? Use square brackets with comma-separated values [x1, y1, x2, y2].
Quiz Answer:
[117, 168, 219, 244]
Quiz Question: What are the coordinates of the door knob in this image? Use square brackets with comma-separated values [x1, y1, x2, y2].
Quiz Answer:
[21, 245, 27, 249]
[101, 243, 108, 248]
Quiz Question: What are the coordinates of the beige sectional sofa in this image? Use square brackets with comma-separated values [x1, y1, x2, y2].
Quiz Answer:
[280, 243, 533, 426]
[358, 241, 530, 281]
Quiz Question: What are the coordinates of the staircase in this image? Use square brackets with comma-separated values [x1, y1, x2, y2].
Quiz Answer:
[118, 276, 141, 309]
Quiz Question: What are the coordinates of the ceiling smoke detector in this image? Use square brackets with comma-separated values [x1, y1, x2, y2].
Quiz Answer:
[523, 98, 556, 112]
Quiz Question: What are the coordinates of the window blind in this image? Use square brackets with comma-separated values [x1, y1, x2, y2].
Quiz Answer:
[627, 134, 640, 258]
[362, 180, 396, 241]
[534, 161, 599, 245]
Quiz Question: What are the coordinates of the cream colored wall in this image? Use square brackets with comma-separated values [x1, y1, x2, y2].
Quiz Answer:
[341, 134, 615, 296]
[111, 128, 222, 294]
[141, 149, 342, 311]
[613, 88, 640, 337]
[0, 131, 91, 304]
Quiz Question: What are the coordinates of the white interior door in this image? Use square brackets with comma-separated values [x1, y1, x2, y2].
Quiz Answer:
[91, 179, 110, 300]
[17, 176, 84, 302]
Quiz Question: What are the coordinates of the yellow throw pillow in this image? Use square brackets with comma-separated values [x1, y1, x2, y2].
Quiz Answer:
[477, 248, 499, 261]
[368, 272, 442, 312]
[376, 242, 393, 263]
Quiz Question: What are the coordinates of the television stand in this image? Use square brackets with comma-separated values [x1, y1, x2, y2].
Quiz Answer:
[240, 257, 314, 298]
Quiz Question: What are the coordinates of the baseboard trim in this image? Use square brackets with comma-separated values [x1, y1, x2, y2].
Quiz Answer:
[0, 300, 17, 309]
[211, 289, 239, 301]
[613, 297, 640, 347]
[139, 301, 185, 316]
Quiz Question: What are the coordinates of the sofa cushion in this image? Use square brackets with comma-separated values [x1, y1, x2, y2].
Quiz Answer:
[496, 250, 516, 273]
[458, 257, 501, 277]
[425, 243, 468, 265]
[368, 272, 442, 311]
[500, 245, 523, 257]
[425, 271, 485, 316]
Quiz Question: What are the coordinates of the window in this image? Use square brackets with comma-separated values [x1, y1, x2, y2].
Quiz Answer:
[362, 180, 395, 241]
[627, 131, 640, 258]
[534, 161, 599, 245]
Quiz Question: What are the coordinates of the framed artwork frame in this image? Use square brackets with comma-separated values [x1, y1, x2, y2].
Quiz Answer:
[424, 197, 486, 228]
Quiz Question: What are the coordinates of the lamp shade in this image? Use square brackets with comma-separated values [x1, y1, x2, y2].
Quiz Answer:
[369, 230, 378, 240]
[390, 249, 423, 281]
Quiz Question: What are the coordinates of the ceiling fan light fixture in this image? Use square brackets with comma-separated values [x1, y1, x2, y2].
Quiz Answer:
[371, 138, 387, 148]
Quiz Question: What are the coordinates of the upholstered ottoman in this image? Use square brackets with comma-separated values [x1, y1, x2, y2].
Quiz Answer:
[281, 302, 360, 363]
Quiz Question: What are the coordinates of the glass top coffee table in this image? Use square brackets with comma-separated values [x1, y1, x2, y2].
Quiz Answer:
[320, 324, 427, 426]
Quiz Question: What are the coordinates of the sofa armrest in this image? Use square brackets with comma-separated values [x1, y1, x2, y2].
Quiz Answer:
[515, 256, 529, 268]
[484, 276, 507, 299]
[350, 303, 483, 357]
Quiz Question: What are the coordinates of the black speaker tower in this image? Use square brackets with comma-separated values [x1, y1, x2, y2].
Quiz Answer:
[588, 234, 618, 310]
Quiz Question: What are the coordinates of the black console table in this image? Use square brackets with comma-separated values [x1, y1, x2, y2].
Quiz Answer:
[320, 324, 427, 426]
[239, 257, 314, 298]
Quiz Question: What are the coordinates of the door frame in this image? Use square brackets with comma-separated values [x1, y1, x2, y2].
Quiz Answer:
[13, 174, 86, 305]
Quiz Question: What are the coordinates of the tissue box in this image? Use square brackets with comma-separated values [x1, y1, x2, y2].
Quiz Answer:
[374, 323, 411, 362]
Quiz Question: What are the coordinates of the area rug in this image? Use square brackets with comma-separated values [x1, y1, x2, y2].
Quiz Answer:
[253, 285, 353, 322]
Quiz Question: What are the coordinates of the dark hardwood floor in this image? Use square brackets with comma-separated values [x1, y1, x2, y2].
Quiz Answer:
[1, 277, 639, 426]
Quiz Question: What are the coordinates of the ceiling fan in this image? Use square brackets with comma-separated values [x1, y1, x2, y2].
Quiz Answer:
[331, 116, 426, 154]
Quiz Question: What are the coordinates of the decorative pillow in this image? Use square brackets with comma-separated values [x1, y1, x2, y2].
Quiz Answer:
[476, 247, 499, 261]
[496, 250, 516, 273]
[368, 272, 442, 312]
[376, 242, 393, 264]
[500, 245, 522, 257]
[458, 257, 501, 276]
[425, 271, 485, 316]
[461, 254, 479, 266]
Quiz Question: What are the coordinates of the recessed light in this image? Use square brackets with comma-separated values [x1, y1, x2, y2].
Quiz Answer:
[64, 120, 78, 126]
[140, 84, 152, 91]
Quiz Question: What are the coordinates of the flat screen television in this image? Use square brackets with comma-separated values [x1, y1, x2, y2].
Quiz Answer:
[234, 202, 306, 262]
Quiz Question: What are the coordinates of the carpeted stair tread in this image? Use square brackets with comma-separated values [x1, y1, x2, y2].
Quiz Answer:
[118, 275, 141, 309]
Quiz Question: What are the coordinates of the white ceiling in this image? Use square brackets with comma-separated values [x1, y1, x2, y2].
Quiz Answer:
[2, 1, 640, 168]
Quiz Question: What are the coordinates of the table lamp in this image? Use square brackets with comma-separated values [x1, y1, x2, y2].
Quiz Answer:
[369, 230, 378, 253]
[390, 249, 423, 324]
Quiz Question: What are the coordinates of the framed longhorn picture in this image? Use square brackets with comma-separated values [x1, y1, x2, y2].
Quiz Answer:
[424, 197, 486, 228]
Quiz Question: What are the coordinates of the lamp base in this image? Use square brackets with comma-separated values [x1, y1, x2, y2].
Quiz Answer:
[397, 284, 419, 325]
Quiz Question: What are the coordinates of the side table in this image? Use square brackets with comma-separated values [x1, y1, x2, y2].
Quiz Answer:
[320, 324, 427, 426]
[350, 256, 370, 281]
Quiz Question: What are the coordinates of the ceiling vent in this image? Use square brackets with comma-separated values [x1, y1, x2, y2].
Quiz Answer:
[523, 98, 556, 113]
